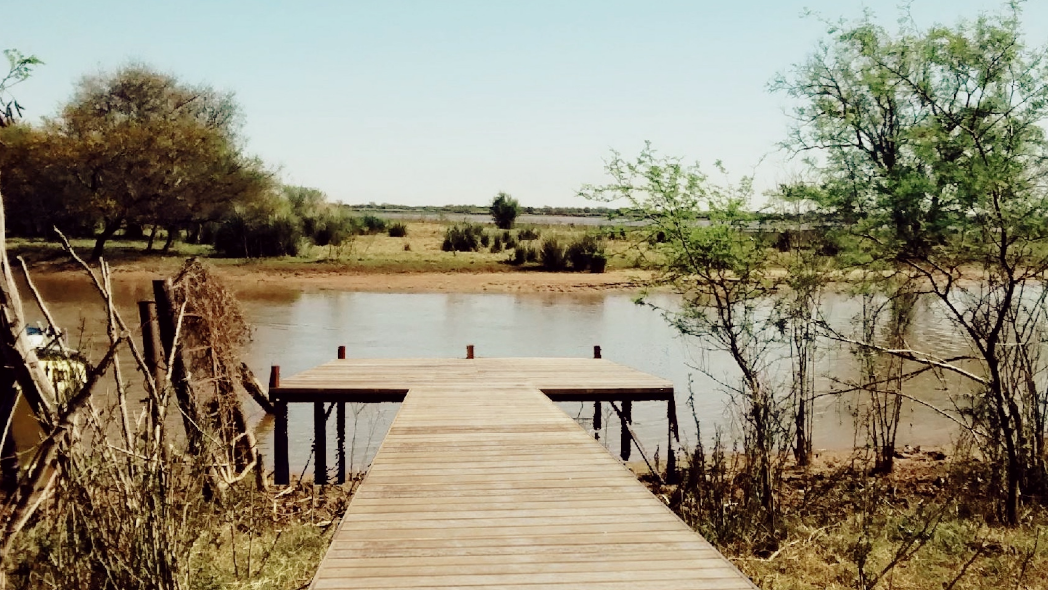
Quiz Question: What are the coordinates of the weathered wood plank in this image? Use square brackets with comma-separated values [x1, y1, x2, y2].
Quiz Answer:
[307, 382, 755, 590]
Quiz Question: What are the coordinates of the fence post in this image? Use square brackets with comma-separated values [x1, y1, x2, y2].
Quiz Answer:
[466, 344, 474, 359]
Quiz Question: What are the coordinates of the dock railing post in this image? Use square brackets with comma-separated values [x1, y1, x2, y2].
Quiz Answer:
[314, 401, 327, 485]
[336, 346, 346, 485]
[593, 345, 601, 439]
[271, 366, 289, 486]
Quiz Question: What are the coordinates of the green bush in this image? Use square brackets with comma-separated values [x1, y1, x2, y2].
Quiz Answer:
[565, 234, 606, 272]
[358, 214, 388, 234]
[518, 227, 540, 241]
[387, 222, 408, 237]
[539, 237, 566, 270]
[213, 214, 303, 258]
[442, 223, 485, 252]
[490, 192, 520, 229]
[502, 230, 517, 249]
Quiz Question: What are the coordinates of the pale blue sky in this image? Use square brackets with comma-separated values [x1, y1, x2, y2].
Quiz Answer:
[8, 1, 1048, 207]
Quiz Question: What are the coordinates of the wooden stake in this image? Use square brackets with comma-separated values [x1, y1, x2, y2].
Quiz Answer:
[337, 346, 346, 360]
[137, 301, 164, 386]
[466, 345, 474, 359]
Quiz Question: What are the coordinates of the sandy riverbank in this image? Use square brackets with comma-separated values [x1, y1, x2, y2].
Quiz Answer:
[39, 264, 657, 294]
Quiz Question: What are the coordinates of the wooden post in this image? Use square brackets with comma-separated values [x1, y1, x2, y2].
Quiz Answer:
[466, 345, 474, 359]
[152, 279, 200, 451]
[620, 400, 632, 461]
[336, 345, 346, 485]
[271, 366, 289, 486]
[314, 402, 327, 485]
[666, 397, 678, 483]
[593, 345, 601, 439]
[137, 301, 164, 386]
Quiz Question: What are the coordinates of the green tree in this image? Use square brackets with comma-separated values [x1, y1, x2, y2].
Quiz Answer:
[489, 191, 520, 229]
[7, 63, 269, 259]
[0, 50, 42, 128]
[581, 146, 790, 551]
[777, 3, 1048, 525]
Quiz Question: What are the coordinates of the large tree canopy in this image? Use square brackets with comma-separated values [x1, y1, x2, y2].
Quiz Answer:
[0, 63, 270, 258]
[776, 2, 1048, 525]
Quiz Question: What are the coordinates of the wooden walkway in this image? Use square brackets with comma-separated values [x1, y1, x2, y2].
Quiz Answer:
[278, 358, 756, 589]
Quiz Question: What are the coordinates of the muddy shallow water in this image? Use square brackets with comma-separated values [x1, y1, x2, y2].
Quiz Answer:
[15, 274, 968, 472]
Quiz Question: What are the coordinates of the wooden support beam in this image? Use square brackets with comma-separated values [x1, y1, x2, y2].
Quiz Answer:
[271, 366, 289, 486]
[314, 402, 327, 485]
[336, 344, 346, 485]
[620, 400, 632, 461]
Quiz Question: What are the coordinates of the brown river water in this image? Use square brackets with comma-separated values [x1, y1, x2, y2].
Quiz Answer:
[11, 274, 968, 473]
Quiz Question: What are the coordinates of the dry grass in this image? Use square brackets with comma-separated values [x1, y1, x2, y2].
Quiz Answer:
[655, 449, 1048, 590]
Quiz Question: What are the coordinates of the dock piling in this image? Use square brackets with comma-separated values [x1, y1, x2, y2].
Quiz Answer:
[336, 346, 346, 484]
[620, 400, 632, 461]
[271, 366, 289, 486]
[593, 345, 602, 439]
[314, 401, 327, 485]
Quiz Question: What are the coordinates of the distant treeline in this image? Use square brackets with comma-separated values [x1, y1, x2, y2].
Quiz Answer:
[347, 203, 626, 218]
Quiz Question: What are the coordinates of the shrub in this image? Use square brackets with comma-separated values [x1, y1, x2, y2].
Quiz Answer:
[387, 222, 408, 237]
[539, 237, 567, 270]
[213, 214, 303, 258]
[590, 252, 608, 273]
[358, 214, 388, 234]
[518, 227, 540, 241]
[441, 223, 485, 252]
[491, 235, 503, 253]
[502, 230, 517, 249]
[490, 192, 520, 229]
[565, 234, 606, 272]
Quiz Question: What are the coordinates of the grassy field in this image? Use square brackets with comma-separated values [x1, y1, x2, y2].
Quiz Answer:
[9, 221, 645, 275]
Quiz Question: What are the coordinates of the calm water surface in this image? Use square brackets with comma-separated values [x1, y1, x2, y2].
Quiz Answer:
[20, 276, 967, 473]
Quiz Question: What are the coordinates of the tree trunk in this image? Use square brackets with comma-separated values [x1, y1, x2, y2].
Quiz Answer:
[91, 221, 121, 261]
[145, 225, 158, 251]
[162, 226, 178, 252]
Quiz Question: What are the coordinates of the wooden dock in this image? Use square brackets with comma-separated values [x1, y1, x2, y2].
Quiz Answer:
[273, 357, 757, 589]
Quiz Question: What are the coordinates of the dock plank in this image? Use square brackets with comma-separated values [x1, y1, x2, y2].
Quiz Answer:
[308, 381, 755, 589]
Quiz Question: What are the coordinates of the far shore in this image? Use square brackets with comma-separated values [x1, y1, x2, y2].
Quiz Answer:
[33, 264, 657, 295]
